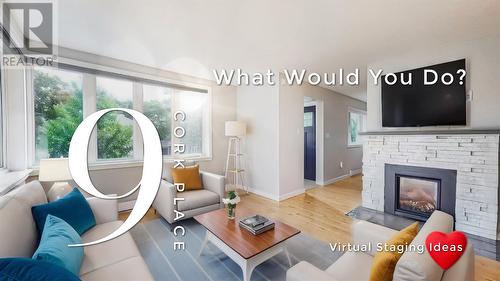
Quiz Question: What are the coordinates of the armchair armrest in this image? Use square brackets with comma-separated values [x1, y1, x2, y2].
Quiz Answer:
[352, 220, 397, 256]
[86, 196, 118, 224]
[152, 180, 177, 224]
[286, 261, 337, 281]
[200, 171, 225, 206]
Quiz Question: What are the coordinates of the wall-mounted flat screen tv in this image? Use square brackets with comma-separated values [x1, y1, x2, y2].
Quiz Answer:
[382, 59, 466, 127]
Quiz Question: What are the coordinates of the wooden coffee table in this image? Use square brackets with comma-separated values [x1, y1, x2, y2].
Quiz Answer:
[195, 208, 300, 281]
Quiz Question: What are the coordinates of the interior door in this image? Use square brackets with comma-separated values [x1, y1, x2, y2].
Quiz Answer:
[304, 106, 316, 181]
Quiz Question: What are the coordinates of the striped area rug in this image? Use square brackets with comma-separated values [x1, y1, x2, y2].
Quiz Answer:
[130, 218, 343, 281]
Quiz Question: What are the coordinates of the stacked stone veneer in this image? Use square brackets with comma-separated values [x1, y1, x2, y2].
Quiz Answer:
[362, 133, 499, 240]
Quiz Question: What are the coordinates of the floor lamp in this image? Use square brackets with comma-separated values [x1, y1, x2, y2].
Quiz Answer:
[225, 121, 247, 193]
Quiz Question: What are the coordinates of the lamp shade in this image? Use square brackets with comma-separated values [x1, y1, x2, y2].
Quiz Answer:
[38, 158, 72, 182]
[225, 121, 246, 137]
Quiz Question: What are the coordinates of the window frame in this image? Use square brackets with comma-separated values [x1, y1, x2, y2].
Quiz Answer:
[0, 64, 5, 170]
[347, 107, 367, 148]
[26, 57, 212, 169]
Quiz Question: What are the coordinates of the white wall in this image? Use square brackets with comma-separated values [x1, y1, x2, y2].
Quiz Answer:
[367, 34, 500, 131]
[278, 78, 306, 199]
[236, 84, 280, 200]
[237, 76, 367, 201]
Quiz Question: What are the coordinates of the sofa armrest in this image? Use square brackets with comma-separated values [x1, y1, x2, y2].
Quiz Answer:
[200, 171, 225, 203]
[86, 196, 118, 224]
[286, 261, 337, 281]
[352, 220, 397, 256]
[152, 180, 177, 224]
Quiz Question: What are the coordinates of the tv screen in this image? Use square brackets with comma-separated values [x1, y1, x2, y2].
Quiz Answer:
[382, 59, 466, 127]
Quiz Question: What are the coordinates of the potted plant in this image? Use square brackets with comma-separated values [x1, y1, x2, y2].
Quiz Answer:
[222, 191, 240, 219]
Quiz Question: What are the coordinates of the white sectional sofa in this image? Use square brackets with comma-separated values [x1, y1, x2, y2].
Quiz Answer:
[0, 180, 153, 281]
[287, 211, 475, 281]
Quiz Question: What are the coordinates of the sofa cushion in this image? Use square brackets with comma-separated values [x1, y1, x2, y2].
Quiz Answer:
[370, 222, 419, 281]
[0, 181, 47, 257]
[287, 261, 337, 281]
[177, 189, 220, 212]
[394, 211, 453, 281]
[32, 215, 84, 275]
[327, 251, 373, 281]
[80, 221, 141, 275]
[0, 258, 80, 281]
[370, 251, 399, 281]
[171, 165, 203, 191]
[80, 256, 153, 281]
[32, 188, 96, 236]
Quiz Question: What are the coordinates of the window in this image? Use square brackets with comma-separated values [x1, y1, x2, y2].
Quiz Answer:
[304, 111, 313, 127]
[175, 90, 208, 156]
[33, 67, 83, 162]
[348, 109, 366, 147]
[143, 84, 172, 155]
[96, 76, 134, 160]
[29, 63, 211, 167]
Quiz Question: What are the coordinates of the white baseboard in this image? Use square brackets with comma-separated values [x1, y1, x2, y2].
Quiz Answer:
[118, 200, 136, 212]
[247, 188, 279, 201]
[278, 189, 305, 201]
[247, 187, 305, 202]
[323, 174, 350, 185]
[349, 168, 362, 176]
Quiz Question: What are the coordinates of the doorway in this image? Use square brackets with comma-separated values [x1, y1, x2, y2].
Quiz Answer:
[304, 106, 316, 181]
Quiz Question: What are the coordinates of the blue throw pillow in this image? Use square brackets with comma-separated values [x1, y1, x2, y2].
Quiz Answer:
[32, 215, 84, 276]
[0, 258, 80, 281]
[32, 187, 96, 236]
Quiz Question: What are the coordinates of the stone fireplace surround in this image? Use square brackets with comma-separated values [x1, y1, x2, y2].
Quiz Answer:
[361, 130, 499, 240]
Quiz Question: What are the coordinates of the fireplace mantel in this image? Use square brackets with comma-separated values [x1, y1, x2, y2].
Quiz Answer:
[360, 129, 500, 136]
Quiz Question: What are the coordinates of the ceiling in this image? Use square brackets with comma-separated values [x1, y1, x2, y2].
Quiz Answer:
[53, 0, 500, 101]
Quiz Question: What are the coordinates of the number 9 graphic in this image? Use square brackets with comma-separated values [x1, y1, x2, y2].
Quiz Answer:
[68, 108, 162, 247]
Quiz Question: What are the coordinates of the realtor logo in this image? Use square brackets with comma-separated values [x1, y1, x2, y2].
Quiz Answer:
[2, 1, 54, 55]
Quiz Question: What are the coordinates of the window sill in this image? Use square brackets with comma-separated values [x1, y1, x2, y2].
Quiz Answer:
[29, 155, 213, 175]
[0, 169, 32, 196]
[347, 144, 363, 149]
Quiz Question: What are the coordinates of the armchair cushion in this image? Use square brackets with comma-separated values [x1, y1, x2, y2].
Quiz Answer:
[200, 171, 225, 199]
[177, 190, 220, 212]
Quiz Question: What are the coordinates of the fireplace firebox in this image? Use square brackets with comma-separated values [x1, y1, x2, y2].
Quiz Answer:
[385, 164, 456, 221]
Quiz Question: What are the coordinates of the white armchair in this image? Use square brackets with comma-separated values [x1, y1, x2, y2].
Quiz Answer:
[153, 171, 225, 224]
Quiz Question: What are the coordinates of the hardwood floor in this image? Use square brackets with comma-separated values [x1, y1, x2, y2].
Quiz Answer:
[120, 174, 499, 281]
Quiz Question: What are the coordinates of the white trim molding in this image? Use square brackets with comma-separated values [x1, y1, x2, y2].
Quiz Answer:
[321, 174, 350, 186]
[349, 168, 362, 176]
[278, 188, 305, 201]
[304, 100, 325, 186]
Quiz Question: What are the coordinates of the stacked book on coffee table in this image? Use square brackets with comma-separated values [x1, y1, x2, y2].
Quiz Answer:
[239, 214, 275, 235]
